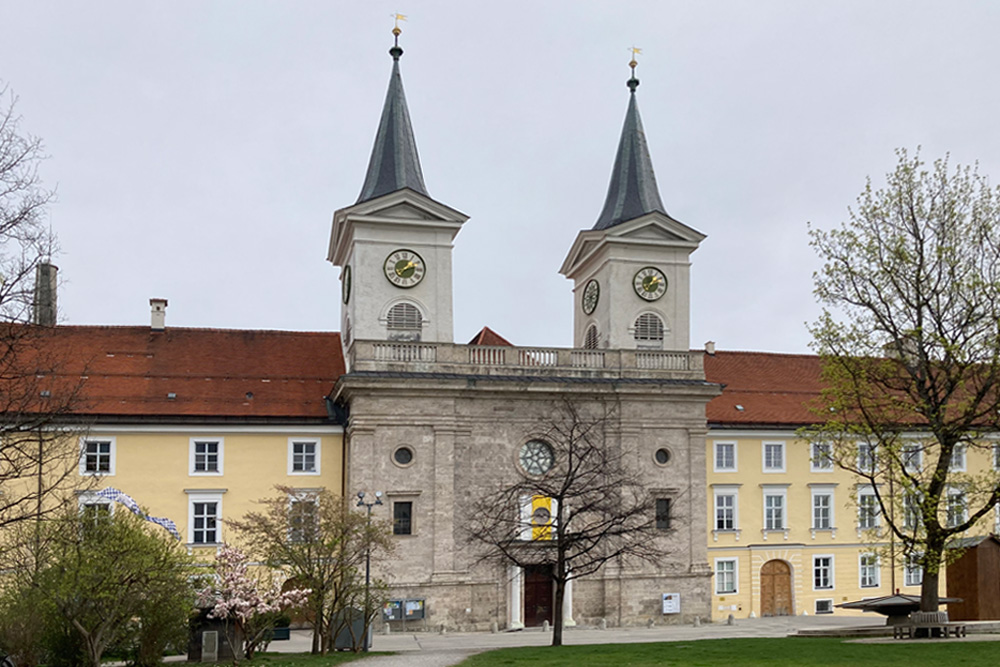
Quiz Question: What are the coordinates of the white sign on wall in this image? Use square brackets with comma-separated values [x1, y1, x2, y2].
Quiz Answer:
[662, 593, 680, 614]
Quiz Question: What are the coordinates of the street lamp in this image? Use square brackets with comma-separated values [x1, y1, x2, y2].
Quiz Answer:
[356, 490, 382, 651]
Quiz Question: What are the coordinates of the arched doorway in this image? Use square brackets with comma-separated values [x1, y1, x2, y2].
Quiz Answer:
[760, 560, 793, 616]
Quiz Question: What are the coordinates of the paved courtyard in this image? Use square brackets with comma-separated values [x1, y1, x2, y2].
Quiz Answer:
[268, 616, 891, 667]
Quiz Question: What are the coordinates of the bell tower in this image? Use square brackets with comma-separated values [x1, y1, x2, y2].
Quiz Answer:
[328, 23, 467, 351]
[560, 54, 705, 352]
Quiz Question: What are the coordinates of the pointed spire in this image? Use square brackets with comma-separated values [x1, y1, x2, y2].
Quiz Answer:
[593, 50, 668, 230]
[356, 18, 429, 204]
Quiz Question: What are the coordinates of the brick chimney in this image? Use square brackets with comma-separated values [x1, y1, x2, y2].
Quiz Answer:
[33, 262, 58, 326]
[150, 298, 168, 331]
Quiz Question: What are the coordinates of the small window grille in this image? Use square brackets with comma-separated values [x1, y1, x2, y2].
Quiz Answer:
[386, 303, 422, 340]
[583, 325, 599, 350]
[634, 313, 664, 345]
[815, 599, 833, 614]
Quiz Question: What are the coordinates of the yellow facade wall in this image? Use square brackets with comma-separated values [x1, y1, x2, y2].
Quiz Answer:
[76, 426, 343, 559]
[705, 432, 999, 621]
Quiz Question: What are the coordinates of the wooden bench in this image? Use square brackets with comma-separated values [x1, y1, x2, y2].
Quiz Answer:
[893, 611, 967, 639]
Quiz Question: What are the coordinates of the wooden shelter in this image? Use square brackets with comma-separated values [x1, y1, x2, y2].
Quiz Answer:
[946, 535, 1000, 621]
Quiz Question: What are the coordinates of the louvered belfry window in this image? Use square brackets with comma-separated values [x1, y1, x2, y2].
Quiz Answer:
[386, 302, 422, 340]
[634, 313, 664, 346]
[584, 324, 599, 350]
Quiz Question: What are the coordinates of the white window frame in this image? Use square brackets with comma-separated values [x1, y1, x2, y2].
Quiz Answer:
[714, 441, 737, 472]
[902, 441, 922, 474]
[810, 442, 833, 472]
[993, 443, 1000, 471]
[713, 486, 739, 532]
[949, 444, 967, 472]
[904, 554, 923, 587]
[857, 485, 880, 529]
[189, 438, 224, 476]
[946, 487, 967, 527]
[76, 490, 113, 514]
[762, 441, 785, 473]
[714, 557, 738, 594]
[762, 486, 787, 531]
[288, 489, 319, 543]
[187, 491, 223, 546]
[811, 486, 835, 531]
[903, 493, 921, 530]
[813, 554, 834, 590]
[79, 437, 116, 476]
[288, 438, 321, 475]
[859, 553, 880, 588]
[815, 599, 834, 614]
[857, 441, 877, 473]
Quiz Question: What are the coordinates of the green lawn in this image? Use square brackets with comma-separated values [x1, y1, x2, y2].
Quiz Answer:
[245, 651, 387, 666]
[456, 637, 1000, 666]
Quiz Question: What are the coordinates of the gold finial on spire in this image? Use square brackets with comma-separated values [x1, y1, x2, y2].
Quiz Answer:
[392, 13, 407, 39]
[628, 46, 642, 73]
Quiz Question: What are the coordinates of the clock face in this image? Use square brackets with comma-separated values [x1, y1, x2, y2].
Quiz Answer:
[633, 266, 667, 301]
[519, 440, 554, 476]
[582, 279, 599, 315]
[342, 265, 352, 305]
[383, 249, 425, 288]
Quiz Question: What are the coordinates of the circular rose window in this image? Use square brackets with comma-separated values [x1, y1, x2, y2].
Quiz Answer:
[654, 448, 671, 466]
[393, 446, 414, 466]
[519, 440, 554, 476]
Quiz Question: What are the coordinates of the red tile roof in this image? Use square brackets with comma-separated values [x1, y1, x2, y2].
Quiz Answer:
[31, 326, 345, 420]
[467, 326, 513, 346]
[704, 351, 826, 427]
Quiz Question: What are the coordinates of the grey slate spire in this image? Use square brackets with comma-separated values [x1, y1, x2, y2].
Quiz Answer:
[356, 31, 429, 204]
[593, 64, 668, 230]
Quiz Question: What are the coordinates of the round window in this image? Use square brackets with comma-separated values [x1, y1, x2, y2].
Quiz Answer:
[393, 446, 414, 466]
[654, 448, 671, 466]
[519, 440, 554, 476]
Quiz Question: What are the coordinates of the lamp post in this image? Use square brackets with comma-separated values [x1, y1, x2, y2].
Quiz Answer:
[356, 490, 382, 651]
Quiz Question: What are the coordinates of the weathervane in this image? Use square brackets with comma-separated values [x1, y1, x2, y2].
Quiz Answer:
[627, 46, 642, 92]
[390, 13, 407, 59]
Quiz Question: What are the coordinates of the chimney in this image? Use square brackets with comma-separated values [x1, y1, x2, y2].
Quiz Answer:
[150, 298, 168, 331]
[33, 263, 58, 326]
[705, 341, 716, 356]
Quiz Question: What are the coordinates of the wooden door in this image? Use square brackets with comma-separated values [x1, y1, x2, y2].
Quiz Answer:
[760, 560, 792, 616]
[523, 564, 554, 627]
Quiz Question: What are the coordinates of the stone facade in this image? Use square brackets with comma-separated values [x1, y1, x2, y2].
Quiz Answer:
[334, 341, 719, 629]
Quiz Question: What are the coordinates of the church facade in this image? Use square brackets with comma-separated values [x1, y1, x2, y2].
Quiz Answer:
[326, 38, 719, 629]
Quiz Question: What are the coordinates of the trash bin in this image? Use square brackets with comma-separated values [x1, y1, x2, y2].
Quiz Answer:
[332, 608, 369, 651]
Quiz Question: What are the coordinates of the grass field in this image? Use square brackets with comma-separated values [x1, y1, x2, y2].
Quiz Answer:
[456, 637, 1000, 666]
[249, 651, 379, 666]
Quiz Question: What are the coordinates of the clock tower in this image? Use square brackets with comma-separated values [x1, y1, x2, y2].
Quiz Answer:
[328, 28, 467, 352]
[560, 58, 705, 352]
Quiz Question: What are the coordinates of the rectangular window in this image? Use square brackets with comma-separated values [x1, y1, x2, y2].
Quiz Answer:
[860, 554, 879, 588]
[288, 439, 321, 475]
[80, 438, 115, 476]
[811, 442, 833, 471]
[192, 501, 219, 544]
[905, 554, 923, 586]
[763, 442, 785, 472]
[994, 443, 1000, 470]
[903, 493, 920, 530]
[950, 445, 966, 472]
[655, 498, 672, 531]
[902, 442, 922, 474]
[857, 442, 877, 473]
[393, 501, 413, 536]
[947, 489, 967, 527]
[714, 442, 736, 472]
[812, 492, 832, 530]
[764, 493, 785, 530]
[289, 496, 318, 542]
[190, 439, 223, 475]
[858, 489, 879, 529]
[815, 599, 833, 614]
[715, 492, 737, 531]
[813, 555, 834, 590]
[715, 558, 737, 594]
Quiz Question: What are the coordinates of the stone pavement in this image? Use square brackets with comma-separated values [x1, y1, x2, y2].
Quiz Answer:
[267, 616, 889, 667]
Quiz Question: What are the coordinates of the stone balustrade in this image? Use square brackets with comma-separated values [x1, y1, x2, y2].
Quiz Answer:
[347, 340, 706, 381]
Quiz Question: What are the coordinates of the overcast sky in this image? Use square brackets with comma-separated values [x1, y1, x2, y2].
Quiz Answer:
[2, 1, 999, 354]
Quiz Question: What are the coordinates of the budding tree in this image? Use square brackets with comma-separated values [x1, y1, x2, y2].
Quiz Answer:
[808, 148, 1000, 611]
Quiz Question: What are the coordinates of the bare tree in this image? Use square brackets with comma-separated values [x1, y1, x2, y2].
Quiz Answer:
[468, 398, 668, 647]
[808, 148, 1000, 611]
[0, 84, 87, 531]
[227, 486, 395, 654]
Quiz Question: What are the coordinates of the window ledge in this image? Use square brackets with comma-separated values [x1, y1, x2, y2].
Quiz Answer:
[712, 529, 741, 542]
[761, 528, 789, 541]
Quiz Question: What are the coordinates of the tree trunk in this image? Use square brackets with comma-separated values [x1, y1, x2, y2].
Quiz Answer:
[920, 567, 941, 612]
[552, 576, 564, 647]
[311, 606, 323, 654]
